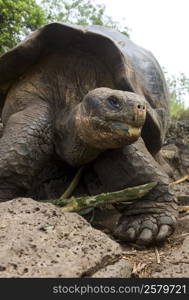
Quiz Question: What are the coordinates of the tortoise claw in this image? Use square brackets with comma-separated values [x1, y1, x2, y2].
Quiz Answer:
[137, 228, 153, 245]
[156, 224, 172, 242]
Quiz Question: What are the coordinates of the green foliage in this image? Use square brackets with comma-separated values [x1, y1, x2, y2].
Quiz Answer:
[169, 94, 185, 119]
[40, 0, 129, 35]
[165, 71, 189, 120]
[0, 0, 46, 55]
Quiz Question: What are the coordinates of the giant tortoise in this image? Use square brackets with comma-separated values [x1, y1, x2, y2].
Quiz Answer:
[0, 23, 177, 245]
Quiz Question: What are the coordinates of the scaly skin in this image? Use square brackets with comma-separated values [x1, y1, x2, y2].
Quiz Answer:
[0, 88, 146, 201]
[86, 137, 178, 245]
[0, 101, 53, 200]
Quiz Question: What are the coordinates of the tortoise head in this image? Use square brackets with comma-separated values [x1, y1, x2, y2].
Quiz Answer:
[76, 87, 146, 150]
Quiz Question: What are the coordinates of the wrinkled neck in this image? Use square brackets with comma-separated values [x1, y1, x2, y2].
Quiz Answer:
[54, 105, 101, 167]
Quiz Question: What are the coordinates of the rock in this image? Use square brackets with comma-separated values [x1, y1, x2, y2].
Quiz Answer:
[172, 182, 189, 205]
[161, 144, 179, 160]
[0, 198, 131, 278]
[91, 258, 132, 278]
[162, 120, 189, 177]
[165, 120, 189, 146]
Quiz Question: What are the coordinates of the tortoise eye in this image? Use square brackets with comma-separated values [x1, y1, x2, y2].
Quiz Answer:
[107, 96, 122, 109]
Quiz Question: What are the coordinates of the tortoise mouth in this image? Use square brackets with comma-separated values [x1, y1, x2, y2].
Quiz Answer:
[108, 120, 141, 130]
[110, 121, 142, 140]
[104, 109, 146, 129]
[106, 118, 143, 133]
[93, 117, 142, 140]
[92, 117, 143, 131]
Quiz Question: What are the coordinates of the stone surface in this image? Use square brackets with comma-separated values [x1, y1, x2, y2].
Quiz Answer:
[0, 197, 131, 278]
[91, 258, 132, 278]
[162, 120, 189, 177]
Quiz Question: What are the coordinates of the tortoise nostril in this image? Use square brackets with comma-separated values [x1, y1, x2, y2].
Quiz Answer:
[137, 104, 141, 109]
[137, 104, 146, 110]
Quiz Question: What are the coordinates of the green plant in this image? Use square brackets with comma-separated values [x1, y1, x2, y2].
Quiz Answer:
[0, 0, 46, 55]
[164, 71, 189, 120]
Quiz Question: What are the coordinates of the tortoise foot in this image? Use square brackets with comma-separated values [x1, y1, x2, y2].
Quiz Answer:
[114, 208, 177, 246]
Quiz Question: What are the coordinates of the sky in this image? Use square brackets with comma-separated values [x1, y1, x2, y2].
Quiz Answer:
[95, 0, 189, 106]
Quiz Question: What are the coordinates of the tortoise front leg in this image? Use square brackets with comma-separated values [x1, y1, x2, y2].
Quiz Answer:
[88, 137, 178, 245]
[0, 101, 53, 201]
